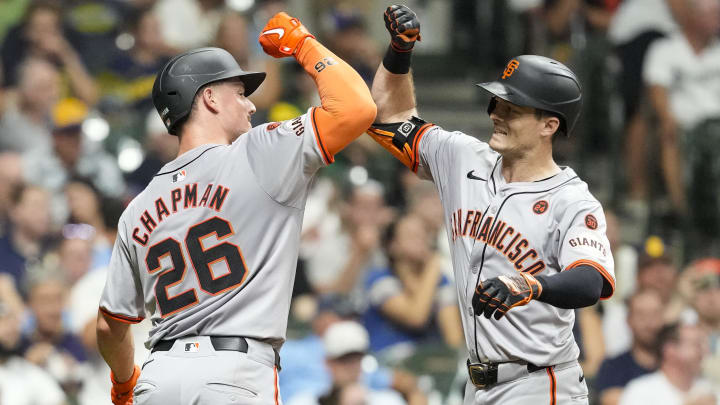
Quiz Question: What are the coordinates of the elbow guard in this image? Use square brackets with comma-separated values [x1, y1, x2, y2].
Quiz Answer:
[367, 116, 434, 172]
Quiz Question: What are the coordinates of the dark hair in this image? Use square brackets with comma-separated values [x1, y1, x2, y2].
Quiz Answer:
[654, 322, 680, 361]
[534, 109, 566, 139]
[9, 182, 30, 207]
[638, 252, 674, 271]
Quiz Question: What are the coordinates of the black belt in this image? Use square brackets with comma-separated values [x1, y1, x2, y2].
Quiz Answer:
[467, 359, 547, 389]
[152, 336, 281, 370]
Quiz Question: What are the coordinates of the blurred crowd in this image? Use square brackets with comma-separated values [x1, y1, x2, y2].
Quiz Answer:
[0, 0, 717, 404]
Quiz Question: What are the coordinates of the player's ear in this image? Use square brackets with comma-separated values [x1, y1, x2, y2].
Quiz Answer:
[540, 116, 560, 140]
[200, 86, 220, 113]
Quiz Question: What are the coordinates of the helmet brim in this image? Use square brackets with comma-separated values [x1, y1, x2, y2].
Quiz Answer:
[208, 69, 267, 97]
[476, 81, 528, 107]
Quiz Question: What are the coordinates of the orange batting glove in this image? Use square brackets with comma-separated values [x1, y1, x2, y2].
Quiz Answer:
[110, 365, 141, 405]
[259, 12, 315, 58]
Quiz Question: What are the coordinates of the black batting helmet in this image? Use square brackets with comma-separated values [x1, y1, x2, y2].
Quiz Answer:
[152, 47, 266, 135]
[477, 55, 582, 135]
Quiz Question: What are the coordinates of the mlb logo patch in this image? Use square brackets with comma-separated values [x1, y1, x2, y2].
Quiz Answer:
[184, 342, 199, 352]
[172, 170, 187, 183]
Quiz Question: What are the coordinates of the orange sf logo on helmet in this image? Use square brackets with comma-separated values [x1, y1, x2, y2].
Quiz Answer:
[502, 59, 520, 79]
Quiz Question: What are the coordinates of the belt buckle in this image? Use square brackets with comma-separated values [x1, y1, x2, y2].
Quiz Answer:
[467, 360, 496, 389]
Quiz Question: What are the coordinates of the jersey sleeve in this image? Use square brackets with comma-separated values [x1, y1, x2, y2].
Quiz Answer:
[557, 200, 615, 299]
[244, 108, 329, 207]
[99, 220, 145, 324]
[417, 125, 496, 182]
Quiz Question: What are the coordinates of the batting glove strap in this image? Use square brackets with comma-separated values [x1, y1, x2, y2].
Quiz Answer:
[259, 12, 315, 58]
[384, 5, 421, 52]
[110, 365, 141, 405]
[472, 273, 542, 320]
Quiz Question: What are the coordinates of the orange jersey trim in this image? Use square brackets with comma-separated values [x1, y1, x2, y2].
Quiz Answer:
[99, 307, 144, 324]
[310, 107, 333, 165]
[546, 367, 557, 405]
[565, 259, 615, 300]
[366, 123, 435, 173]
[411, 123, 433, 172]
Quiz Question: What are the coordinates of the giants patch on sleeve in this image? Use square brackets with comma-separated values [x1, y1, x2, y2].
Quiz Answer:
[566, 229, 609, 258]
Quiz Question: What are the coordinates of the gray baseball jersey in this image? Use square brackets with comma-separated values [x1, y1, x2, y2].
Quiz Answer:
[100, 108, 329, 350]
[414, 125, 615, 367]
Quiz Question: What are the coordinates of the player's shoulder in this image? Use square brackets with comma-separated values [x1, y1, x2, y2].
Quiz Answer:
[243, 109, 313, 139]
[423, 124, 498, 165]
[547, 168, 603, 214]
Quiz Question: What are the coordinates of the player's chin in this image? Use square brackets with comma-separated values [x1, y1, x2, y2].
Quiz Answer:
[488, 133, 508, 152]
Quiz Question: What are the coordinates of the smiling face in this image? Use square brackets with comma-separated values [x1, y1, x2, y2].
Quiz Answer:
[487, 97, 558, 159]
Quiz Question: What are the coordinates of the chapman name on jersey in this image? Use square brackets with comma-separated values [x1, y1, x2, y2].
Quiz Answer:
[131, 182, 231, 246]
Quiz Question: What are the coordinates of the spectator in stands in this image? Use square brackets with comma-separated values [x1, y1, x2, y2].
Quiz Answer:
[643, 0, 720, 256]
[596, 290, 663, 405]
[96, 6, 172, 126]
[0, 279, 66, 405]
[126, 110, 178, 194]
[153, 0, 225, 51]
[363, 214, 462, 360]
[22, 98, 126, 219]
[55, 227, 93, 285]
[608, 0, 684, 225]
[215, 11, 282, 117]
[676, 258, 720, 386]
[0, 152, 25, 234]
[64, 179, 119, 269]
[288, 321, 410, 405]
[303, 180, 393, 298]
[21, 273, 86, 398]
[60, 0, 138, 74]
[0, 0, 98, 105]
[0, 57, 60, 154]
[282, 298, 428, 405]
[619, 322, 717, 405]
[0, 183, 53, 294]
[602, 251, 678, 356]
[405, 180, 450, 266]
[324, 12, 379, 85]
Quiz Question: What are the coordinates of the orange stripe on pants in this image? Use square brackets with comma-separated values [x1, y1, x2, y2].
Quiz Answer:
[546, 367, 557, 405]
[274, 366, 279, 405]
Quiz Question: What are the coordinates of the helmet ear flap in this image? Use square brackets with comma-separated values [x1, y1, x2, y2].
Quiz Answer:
[487, 97, 497, 116]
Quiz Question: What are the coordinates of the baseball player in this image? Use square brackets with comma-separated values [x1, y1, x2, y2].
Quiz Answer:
[367, 5, 615, 405]
[95, 12, 376, 405]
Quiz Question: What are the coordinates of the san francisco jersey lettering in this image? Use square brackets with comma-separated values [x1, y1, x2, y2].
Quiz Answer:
[416, 126, 615, 366]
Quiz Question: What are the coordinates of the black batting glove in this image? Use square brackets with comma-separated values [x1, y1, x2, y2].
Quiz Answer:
[384, 5, 421, 52]
[472, 273, 543, 320]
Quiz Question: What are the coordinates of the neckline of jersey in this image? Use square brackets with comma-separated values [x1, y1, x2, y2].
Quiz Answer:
[492, 162, 575, 192]
[156, 144, 224, 176]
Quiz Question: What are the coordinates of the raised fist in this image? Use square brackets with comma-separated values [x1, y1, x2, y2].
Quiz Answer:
[259, 12, 315, 58]
[384, 5, 421, 52]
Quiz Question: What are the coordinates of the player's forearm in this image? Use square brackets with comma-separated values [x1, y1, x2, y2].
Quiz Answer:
[97, 310, 136, 382]
[295, 38, 376, 156]
[371, 63, 418, 123]
[535, 265, 604, 308]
